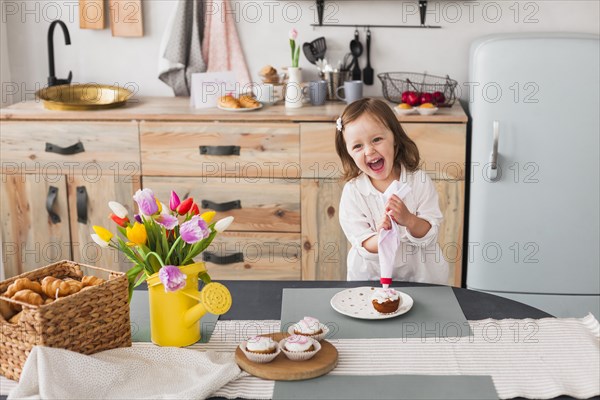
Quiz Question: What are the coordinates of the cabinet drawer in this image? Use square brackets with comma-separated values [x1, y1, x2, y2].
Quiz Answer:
[140, 122, 300, 178]
[144, 176, 300, 233]
[0, 121, 140, 174]
[300, 122, 466, 180]
[203, 232, 301, 280]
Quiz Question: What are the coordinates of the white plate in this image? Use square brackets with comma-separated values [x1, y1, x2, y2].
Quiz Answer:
[217, 103, 263, 112]
[330, 287, 414, 320]
[394, 106, 416, 115]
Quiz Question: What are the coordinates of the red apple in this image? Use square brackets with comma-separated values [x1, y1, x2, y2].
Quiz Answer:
[406, 91, 420, 106]
[432, 91, 446, 105]
[420, 92, 433, 105]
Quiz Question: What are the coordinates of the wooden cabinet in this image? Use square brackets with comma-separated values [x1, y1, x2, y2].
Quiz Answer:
[1, 98, 467, 285]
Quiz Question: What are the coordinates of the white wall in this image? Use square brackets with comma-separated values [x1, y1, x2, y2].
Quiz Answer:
[1, 0, 599, 104]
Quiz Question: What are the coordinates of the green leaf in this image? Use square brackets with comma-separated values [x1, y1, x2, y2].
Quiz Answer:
[198, 271, 212, 285]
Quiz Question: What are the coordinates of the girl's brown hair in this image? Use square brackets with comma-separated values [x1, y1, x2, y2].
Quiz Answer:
[335, 98, 420, 181]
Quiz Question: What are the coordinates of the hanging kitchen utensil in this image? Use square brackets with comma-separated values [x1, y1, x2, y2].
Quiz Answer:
[310, 37, 327, 61]
[363, 28, 374, 85]
[79, 0, 104, 29]
[350, 29, 363, 81]
[109, 0, 143, 37]
[303, 42, 318, 65]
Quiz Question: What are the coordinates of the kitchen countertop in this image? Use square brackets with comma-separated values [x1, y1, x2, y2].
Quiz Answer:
[0, 97, 468, 123]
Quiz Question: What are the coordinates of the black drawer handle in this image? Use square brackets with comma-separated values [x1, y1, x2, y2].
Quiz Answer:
[201, 200, 241, 212]
[46, 186, 60, 224]
[203, 252, 244, 265]
[45, 141, 85, 155]
[199, 145, 240, 156]
[76, 186, 88, 224]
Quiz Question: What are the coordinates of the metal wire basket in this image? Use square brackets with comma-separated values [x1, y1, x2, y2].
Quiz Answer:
[378, 72, 458, 107]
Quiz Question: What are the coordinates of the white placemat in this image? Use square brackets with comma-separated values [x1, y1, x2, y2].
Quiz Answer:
[2, 315, 598, 399]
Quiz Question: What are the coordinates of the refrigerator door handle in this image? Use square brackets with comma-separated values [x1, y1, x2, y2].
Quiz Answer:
[489, 120, 500, 181]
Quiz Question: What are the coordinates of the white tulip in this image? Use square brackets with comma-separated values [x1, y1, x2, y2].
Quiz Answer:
[91, 233, 109, 248]
[214, 216, 234, 232]
[108, 201, 129, 218]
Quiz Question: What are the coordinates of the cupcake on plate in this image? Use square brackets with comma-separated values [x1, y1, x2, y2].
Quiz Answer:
[240, 335, 280, 363]
[371, 288, 402, 314]
[288, 316, 329, 341]
[279, 335, 321, 361]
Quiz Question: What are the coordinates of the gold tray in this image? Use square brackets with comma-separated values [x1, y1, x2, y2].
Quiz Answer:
[36, 84, 133, 111]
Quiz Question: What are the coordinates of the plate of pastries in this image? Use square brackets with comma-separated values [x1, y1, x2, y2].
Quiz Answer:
[218, 94, 263, 111]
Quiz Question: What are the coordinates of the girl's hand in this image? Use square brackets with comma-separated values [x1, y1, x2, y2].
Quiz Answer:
[385, 195, 413, 227]
[376, 214, 392, 231]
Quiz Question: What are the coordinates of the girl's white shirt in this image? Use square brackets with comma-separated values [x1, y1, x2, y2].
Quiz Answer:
[339, 168, 449, 284]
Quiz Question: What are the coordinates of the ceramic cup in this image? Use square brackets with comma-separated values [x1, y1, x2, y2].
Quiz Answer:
[336, 80, 363, 104]
[254, 83, 276, 105]
[302, 80, 328, 106]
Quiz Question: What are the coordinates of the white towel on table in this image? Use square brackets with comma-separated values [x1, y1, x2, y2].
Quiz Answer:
[9, 346, 243, 400]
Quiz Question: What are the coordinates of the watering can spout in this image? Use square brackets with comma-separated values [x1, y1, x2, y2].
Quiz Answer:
[184, 303, 207, 327]
[183, 282, 232, 327]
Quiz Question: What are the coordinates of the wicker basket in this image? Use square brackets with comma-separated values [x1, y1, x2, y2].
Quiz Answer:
[0, 260, 132, 381]
[378, 72, 458, 106]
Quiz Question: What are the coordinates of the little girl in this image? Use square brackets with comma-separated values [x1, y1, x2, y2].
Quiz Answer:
[335, 98, 449, 284]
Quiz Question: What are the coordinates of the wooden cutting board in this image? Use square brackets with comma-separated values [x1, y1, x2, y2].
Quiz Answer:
[235, 332, 338, 381]
[79, 0, 104, 29]
[109, 0, 143, 37]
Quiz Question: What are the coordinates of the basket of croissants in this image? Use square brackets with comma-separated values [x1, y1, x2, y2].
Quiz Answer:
[0, 260, 131, 380]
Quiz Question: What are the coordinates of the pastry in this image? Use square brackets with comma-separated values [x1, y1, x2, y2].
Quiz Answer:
[0, 298, 16, 320]
[260, 65, 277, 76]
[82, 275, 105, 287]
[4, 278, 43, 298]
[12, 289, 44, 306]
[41, 276, 82, 298]
[238, 95, 261, 109]
[283, 335, 314, 352]
[292, 316, 322, 336]
[245, 336, 277, 354]
[371, 288, 401, 314]
[218, 94, 241, 109]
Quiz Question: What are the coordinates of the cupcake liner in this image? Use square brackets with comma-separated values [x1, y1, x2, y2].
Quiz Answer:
[287, 323, 330, 342]
[239, 341, 280, 364]
[279, 338, 321, 361]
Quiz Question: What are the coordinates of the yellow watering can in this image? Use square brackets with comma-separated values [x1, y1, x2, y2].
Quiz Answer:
[146, 262, 232, 347]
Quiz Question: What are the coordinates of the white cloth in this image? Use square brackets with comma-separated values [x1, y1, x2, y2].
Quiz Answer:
[8, 346, 243, 400]
[339, 169, 449, 284]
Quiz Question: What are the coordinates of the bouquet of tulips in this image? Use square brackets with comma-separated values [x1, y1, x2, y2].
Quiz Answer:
[91, 188, 233, 299]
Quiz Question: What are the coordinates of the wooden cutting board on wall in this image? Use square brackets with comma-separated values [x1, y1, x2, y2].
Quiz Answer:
[109, 0, 143, 37]
[79, 0, 104, 29]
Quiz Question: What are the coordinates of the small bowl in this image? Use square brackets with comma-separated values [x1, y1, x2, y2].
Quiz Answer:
[239, 340, 281, 363]
[287, 323, 330, 342]
[416, 106, 439, 115]
[394, 105, 416, 115]
[279, 337, 321, 361]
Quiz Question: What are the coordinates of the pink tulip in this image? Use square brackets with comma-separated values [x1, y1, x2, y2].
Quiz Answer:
[169, 191, 181, 211]
[289, 28, 298, 41]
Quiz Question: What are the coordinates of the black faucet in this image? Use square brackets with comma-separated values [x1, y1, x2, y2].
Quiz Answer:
[47, 20, 72, 87]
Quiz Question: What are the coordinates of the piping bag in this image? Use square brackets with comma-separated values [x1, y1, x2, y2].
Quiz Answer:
[378, 181, 412, 288]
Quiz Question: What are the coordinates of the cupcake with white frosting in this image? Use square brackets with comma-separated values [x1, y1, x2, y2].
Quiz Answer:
[240, 335, 280, 363]
[288, 316, 329, 342]
[279, 334, 321, 361]
[371, 288, 401, 314]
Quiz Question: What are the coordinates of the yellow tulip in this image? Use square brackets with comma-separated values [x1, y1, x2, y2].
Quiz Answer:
[200, 211, 216, 224]
[126, 222, 147, 245]
[156, 199, 163, 214]
[92, 225, 113, 243]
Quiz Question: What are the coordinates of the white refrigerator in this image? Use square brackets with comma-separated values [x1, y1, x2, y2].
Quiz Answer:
[466, 33, 600, 318]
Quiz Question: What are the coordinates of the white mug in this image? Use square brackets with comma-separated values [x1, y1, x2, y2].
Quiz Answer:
[254, 84, 275, 105]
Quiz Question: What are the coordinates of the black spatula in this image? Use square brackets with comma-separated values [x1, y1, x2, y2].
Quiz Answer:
[363, 28, 374, 85]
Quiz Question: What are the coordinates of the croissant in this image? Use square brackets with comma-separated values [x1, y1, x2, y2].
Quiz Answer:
[4, 278, 43, 298]
[82, 275, 105, 287]
[12, 289, 44, 306]
[239, 95, 261, 109]
[218, 95, 241, 109]
[41, 276, 82, 298]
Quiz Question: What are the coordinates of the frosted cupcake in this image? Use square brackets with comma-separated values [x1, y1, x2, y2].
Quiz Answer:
[371, 288, 401, 314]
[279, 334, 321, 361]
[240, 336, 280, 363]
[288, 316, 329, 342]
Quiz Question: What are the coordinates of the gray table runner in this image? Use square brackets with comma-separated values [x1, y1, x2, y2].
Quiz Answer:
[273, 375, 498, 400]
[130, 290, 219, 343]
[281, 287, 471, 339]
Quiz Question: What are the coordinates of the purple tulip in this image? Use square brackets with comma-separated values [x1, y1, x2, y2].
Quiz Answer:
[134, 214, 143, 224]
[155, 213, 179, 230]
[179, 215, 210, 244]
[158, 265, 187, 292]
[133, 189, 158, 216]
[169, 191, 181, 211]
